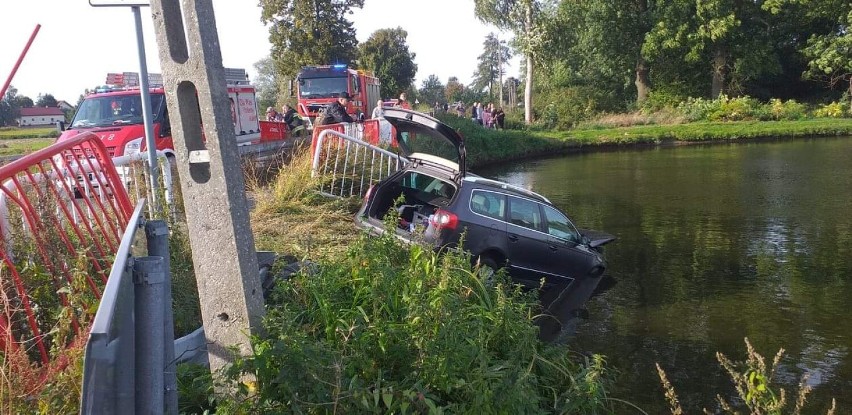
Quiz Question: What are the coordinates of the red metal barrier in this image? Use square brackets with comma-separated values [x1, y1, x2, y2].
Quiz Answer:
[0, 132, 133, 364]
[259, 120, 289, 142]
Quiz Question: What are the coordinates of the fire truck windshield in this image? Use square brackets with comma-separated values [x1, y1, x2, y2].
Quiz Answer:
[298, 77, 348, 99]
[71, 94, 165, 128]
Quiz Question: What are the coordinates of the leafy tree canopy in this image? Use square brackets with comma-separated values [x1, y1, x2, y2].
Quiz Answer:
[445, 77, 465, 103]
[35, 93, 58, 108]
[253, 56, 285, 111]
[358, 27, 418, 99]
[418, 74, 445, 106]
[471, 33, 512, 100]
[260, 0, 364, 79]
[16, 95, 34, 109]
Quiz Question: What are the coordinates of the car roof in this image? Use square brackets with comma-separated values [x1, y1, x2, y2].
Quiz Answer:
[462, 176, 552, 204]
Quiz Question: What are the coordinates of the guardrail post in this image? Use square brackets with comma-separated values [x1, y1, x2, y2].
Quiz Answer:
[134, 256, 166, 414]
[145, 220, 178, 414]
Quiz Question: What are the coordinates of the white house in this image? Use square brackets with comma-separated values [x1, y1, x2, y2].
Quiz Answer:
[57, 100, 74, 111]
[17, 107, 65, 127]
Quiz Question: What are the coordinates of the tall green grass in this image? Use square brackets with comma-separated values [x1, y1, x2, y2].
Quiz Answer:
[215, 227, 614, 414]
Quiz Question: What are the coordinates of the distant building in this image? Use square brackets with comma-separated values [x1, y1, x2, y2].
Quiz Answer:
[56, 100, 74, 111]
[17, 107, 65, 127]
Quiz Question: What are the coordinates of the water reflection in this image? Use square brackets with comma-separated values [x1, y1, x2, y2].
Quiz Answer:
[479, 137, 852, 413]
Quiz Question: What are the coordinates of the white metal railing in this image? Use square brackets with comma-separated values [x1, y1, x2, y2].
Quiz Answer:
[111, 151, 174, 217]
[311, 127, 408, 199]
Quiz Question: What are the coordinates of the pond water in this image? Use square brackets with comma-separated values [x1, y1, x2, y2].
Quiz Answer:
[478, 137, 852, 413]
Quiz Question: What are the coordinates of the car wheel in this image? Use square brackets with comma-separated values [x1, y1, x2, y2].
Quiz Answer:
[476, 255, 501, 286]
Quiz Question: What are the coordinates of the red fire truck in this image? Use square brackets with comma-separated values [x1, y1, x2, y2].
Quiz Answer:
[57, 68, 260, 158]
[295, 65, 381, 126]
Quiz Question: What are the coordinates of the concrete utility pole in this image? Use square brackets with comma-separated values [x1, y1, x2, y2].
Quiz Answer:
[147, 0, 265, 375]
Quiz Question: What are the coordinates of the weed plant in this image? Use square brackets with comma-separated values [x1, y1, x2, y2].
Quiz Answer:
[215, 223, 614, 414]
[657, 338, 837, 414]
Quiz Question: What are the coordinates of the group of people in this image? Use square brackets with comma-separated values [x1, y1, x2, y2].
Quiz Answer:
[268, 91, 505, 131]
[465, 102, 505, 129]
[265, 103, 304, 132]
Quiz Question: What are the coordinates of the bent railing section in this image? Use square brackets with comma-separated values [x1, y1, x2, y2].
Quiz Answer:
[311, 122, 408, 199]
[0, 132, 133, 364]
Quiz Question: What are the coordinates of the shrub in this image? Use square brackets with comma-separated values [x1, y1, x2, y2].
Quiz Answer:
[216, 230, 614, 414]
[710, 95, 763, 121]
[813, 102, 848, 118]
[677, 97, 723, 122]
[767, 99, 808, 121]
[534, 86, 608, 129]
[642, 90, 688, 113]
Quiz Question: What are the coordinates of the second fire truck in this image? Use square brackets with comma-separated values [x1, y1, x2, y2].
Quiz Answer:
[295, 65, 381, 125]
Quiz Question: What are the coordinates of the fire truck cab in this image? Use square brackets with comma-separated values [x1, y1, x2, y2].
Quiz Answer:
[58, 68, 260, 158]
[296, 65, 381, 126]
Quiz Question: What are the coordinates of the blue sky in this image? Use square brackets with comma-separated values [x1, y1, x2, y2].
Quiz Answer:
[0, 0, 519, 102]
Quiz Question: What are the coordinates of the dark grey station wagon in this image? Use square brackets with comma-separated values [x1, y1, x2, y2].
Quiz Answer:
[355, 108, 615, 288]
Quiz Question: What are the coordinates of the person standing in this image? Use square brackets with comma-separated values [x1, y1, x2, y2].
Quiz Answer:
[396, 93, 411, 110]
[316, 91, 354, 126]
[371, 99, 385, 119]
[494, 107, 505, 130]
[281, 104, 303, 131]
[265, 106, 279, 122]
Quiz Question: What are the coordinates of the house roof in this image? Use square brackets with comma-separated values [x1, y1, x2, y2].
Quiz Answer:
[19, 107, 65, 117]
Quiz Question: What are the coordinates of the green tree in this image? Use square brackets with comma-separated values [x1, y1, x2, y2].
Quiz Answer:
[472, 33, 512, 103]
[547, 0, 654, 104]
[418, 74, 445, 106]
[0, 86, 22, 126]
[766, 2, 852, 107]
[260, 0, 364, 79]
[253, 56, 285, 111]
[16, 95, 34, 108]
[643, 0, 783, 98]
[358, 27, 417, 99]
[445, 76, 465, 102]
[35, 93, 58, 108]
[474, 0, 547, 124]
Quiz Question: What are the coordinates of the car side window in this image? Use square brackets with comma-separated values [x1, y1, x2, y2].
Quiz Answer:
[508, 196, 543, 231]
[543, 205, 580, 242]
[470, 190, 505, 220]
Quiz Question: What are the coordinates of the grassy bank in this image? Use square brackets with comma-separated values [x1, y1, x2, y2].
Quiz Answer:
[438, 115, 852, 168]
[0, 127, 59, 140]
[205, 154, 617, 413]
[0, 138, 54, 157]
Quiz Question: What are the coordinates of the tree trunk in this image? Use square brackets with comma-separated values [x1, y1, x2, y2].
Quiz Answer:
[635, 56, 651, 104]
[524, 2, 533, 124]
[711, 46, 728, 98]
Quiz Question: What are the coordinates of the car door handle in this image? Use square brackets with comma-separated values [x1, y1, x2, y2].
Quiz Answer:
[508, 234, 519, 242]
[548, 245, 558, 251]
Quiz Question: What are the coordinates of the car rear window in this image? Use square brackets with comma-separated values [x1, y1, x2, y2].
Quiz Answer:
[401, 171, 455, 199]
[470, 190, 505, 220]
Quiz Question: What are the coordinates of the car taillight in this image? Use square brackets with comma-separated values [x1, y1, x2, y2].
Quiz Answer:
[429, 209, 458, 230]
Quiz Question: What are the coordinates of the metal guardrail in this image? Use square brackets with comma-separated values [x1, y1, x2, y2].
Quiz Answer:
[81, 200, 179, 414]
[80, 200, 145, 413]
[311, 125, 408, 199]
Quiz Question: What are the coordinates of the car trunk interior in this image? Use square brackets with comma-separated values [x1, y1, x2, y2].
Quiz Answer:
[367, 171, 456, 231]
